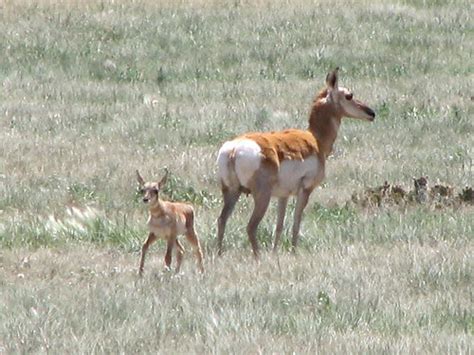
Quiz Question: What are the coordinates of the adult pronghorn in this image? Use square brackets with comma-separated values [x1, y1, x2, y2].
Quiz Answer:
[216, 68, 375, 258]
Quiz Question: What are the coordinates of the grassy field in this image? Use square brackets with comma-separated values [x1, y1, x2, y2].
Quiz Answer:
[0, 0, 473, 353]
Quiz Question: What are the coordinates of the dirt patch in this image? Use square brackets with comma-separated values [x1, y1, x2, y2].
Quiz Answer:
[350, 177, 473, 209]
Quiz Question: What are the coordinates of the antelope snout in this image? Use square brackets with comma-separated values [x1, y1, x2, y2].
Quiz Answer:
[365, 107, 376, 121]
[142, 197, 150, 203]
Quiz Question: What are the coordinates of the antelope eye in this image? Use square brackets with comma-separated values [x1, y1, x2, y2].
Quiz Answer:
[139, 188, 145, 194]
[345, 93, 353, 101]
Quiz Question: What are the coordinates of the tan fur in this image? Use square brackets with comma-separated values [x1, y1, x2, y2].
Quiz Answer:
[240, 129, 320, 167]
[235, 86, 354, 168]
[308, 90, 342, 157]
[217, 68, 375, 258]
[136, 171, 204, 276]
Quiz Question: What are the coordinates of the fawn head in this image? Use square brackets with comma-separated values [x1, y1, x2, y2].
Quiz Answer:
[325, 67, 375, 121]
[136, 170, 168, 204]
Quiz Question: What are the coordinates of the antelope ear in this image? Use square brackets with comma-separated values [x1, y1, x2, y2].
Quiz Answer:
[326, 67, 340, 89]
[136, 170, 145, 186]
[158, 169, 169, 188]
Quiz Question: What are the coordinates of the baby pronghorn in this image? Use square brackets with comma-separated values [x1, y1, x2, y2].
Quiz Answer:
[136, 170, 204, 276]
[217, 68, 375, 258]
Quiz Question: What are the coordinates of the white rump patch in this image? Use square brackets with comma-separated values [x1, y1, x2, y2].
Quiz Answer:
[217, 139, 262, 189]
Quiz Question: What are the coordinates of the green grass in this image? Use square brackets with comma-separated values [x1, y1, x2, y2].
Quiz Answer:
[0, 0, 473, 353]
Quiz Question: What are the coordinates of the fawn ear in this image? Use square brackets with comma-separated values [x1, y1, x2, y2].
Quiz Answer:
[136, 170, 145, 186]
[158, 169, 169, 189]
[326, 67, 339, 90]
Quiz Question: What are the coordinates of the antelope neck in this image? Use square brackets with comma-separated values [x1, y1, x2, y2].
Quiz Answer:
[148, 199, 166, 216]
[308, 99, 342, 157]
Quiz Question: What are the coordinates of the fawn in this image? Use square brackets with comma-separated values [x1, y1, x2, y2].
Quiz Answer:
[136, 170, 204, 276]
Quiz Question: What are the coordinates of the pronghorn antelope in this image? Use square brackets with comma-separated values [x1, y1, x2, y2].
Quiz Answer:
[216, 68, 375, 258]
[136, 170, 204, 275]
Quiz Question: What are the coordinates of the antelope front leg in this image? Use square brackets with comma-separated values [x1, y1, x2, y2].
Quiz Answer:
[273, 197, 288, 253]
[139, 232, 157, 276]
[291, 187, 312, 252]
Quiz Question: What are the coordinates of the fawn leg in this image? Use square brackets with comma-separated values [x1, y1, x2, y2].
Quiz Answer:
[164, 238, 174, 271]
[175, 239, 185, 273]
[139, 232, 157, 276]
[185, 227, 204, 273]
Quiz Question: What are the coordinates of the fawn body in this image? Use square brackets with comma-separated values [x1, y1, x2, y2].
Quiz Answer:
[136, 170, 204, 275]
[216, 68, 375, 258]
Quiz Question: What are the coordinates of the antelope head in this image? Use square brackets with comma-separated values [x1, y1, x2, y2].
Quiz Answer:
[136, 170, 168, 204]
[325, 67, 375, 121]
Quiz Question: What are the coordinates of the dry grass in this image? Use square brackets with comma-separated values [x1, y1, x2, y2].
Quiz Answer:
[1, 240, 472, 353]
